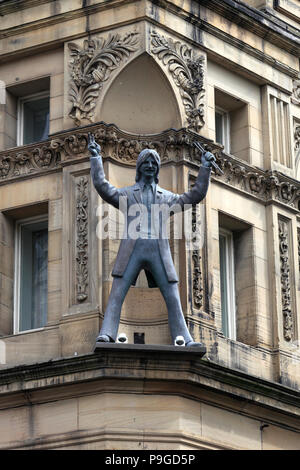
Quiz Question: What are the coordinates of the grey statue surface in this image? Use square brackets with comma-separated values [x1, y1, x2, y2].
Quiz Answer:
[89, 133, 215, 347]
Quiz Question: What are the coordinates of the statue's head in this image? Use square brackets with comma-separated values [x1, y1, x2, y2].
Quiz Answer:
[135, 149, 161, 183]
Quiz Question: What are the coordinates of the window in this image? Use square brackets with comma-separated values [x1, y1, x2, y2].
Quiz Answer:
[219, 228, 236, 340]
[17, 92, 49, 146]
[214, 88, 249, 161]
[215, 107, 230, 153]
[14, 216, 48, 333]
[269, 94, 291, 168]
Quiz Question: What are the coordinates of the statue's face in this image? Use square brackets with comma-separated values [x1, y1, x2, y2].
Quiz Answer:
[139, 155, 158, 180]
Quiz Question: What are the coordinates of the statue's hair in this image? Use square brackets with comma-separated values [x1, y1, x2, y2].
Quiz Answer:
[135, 149, 161, 183]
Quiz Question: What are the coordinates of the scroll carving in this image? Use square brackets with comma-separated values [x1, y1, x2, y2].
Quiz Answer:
[68, 33, 139, 126]
[75, 176, 89, 302]
[278, 219, 293, 341]
[151, 31, 205, 132]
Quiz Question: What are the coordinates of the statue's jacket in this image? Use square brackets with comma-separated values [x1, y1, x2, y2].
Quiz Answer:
[91, 155, 211, 284]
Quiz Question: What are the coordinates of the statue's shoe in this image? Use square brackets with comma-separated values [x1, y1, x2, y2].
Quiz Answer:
[186, 341, 204, 347]
[96, 334, 111, 343]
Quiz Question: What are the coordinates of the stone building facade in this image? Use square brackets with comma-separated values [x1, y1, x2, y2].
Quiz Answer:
[0, 0, 299, 449]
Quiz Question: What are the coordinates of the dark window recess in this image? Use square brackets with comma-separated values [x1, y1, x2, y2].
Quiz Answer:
[23, 96, 49, 145]
[134, 332, 145, 344]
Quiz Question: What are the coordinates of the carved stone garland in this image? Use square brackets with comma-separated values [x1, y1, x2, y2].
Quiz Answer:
[2, 121, 300, 211]
[278, 219, 293, 341]
[68, 32, 139, 126]
[75, 176, 89, 302]
[192, 203, 203, 309]
[188, 174, 204, 310]
[0, 144, 58, 179]
[50, 123, 300, 208]
[151, 31, 205, 133]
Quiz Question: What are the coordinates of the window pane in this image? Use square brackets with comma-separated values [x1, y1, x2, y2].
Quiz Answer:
[23, 97, 49, 145]
[215, 112, 223, 145]
[19, 222, 48, 332]
[31, 229, 48, 329]
[219, 234, 229, 337]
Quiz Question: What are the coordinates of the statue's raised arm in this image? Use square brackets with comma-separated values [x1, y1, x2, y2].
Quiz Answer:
[88, 133, 120, 209]
[164, 145, 216, 209]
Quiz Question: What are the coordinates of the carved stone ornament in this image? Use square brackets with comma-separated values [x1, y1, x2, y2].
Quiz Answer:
[192, 204, 203, 309]
[291, 79, 300, 105]
[1, 121, 300, 211]
[213, 151, 300, 210]
[151, 31, 205, 132]
[68, 32, 140, 126]
[278, 219, 293, 341]
[0, 143, 59, 180]
[75, 175, 89, 302]
[294, 123, 300, 154]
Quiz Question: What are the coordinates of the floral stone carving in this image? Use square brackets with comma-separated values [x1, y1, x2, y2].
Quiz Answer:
[151, 31, 205, 132]
[278, 219, 293, 342]
[68, 32, 140, 125]
[75, 176, 89, 302]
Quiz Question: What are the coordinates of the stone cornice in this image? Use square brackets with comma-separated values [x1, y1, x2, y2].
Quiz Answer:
[0, 345, 299, 425]
[200, 20, 299, 80]
[0, 0, 49, 16]
[0, 0, 299, 64]
[197, 0, 300, 55]
[0, 122, 300, 212]
[148, 0, 300, 56]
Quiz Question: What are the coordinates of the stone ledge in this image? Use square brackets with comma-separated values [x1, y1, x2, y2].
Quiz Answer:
[0, 346, 299, 425]
[94, 343, 207, 355]
[198, 0, 300, 54]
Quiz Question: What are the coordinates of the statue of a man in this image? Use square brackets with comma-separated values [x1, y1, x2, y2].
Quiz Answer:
[89, 134, 215, 347]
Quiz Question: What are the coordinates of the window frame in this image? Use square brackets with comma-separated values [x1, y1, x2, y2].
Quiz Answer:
[17, 91, 50, 146]
[219, 227, 236, 340]
[13, 214, 49, 334]
[215, 106, 230, 154]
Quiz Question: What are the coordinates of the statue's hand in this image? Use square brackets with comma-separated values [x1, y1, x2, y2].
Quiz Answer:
[201, 150, 216, 168]
[88, 133, 101, 157]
